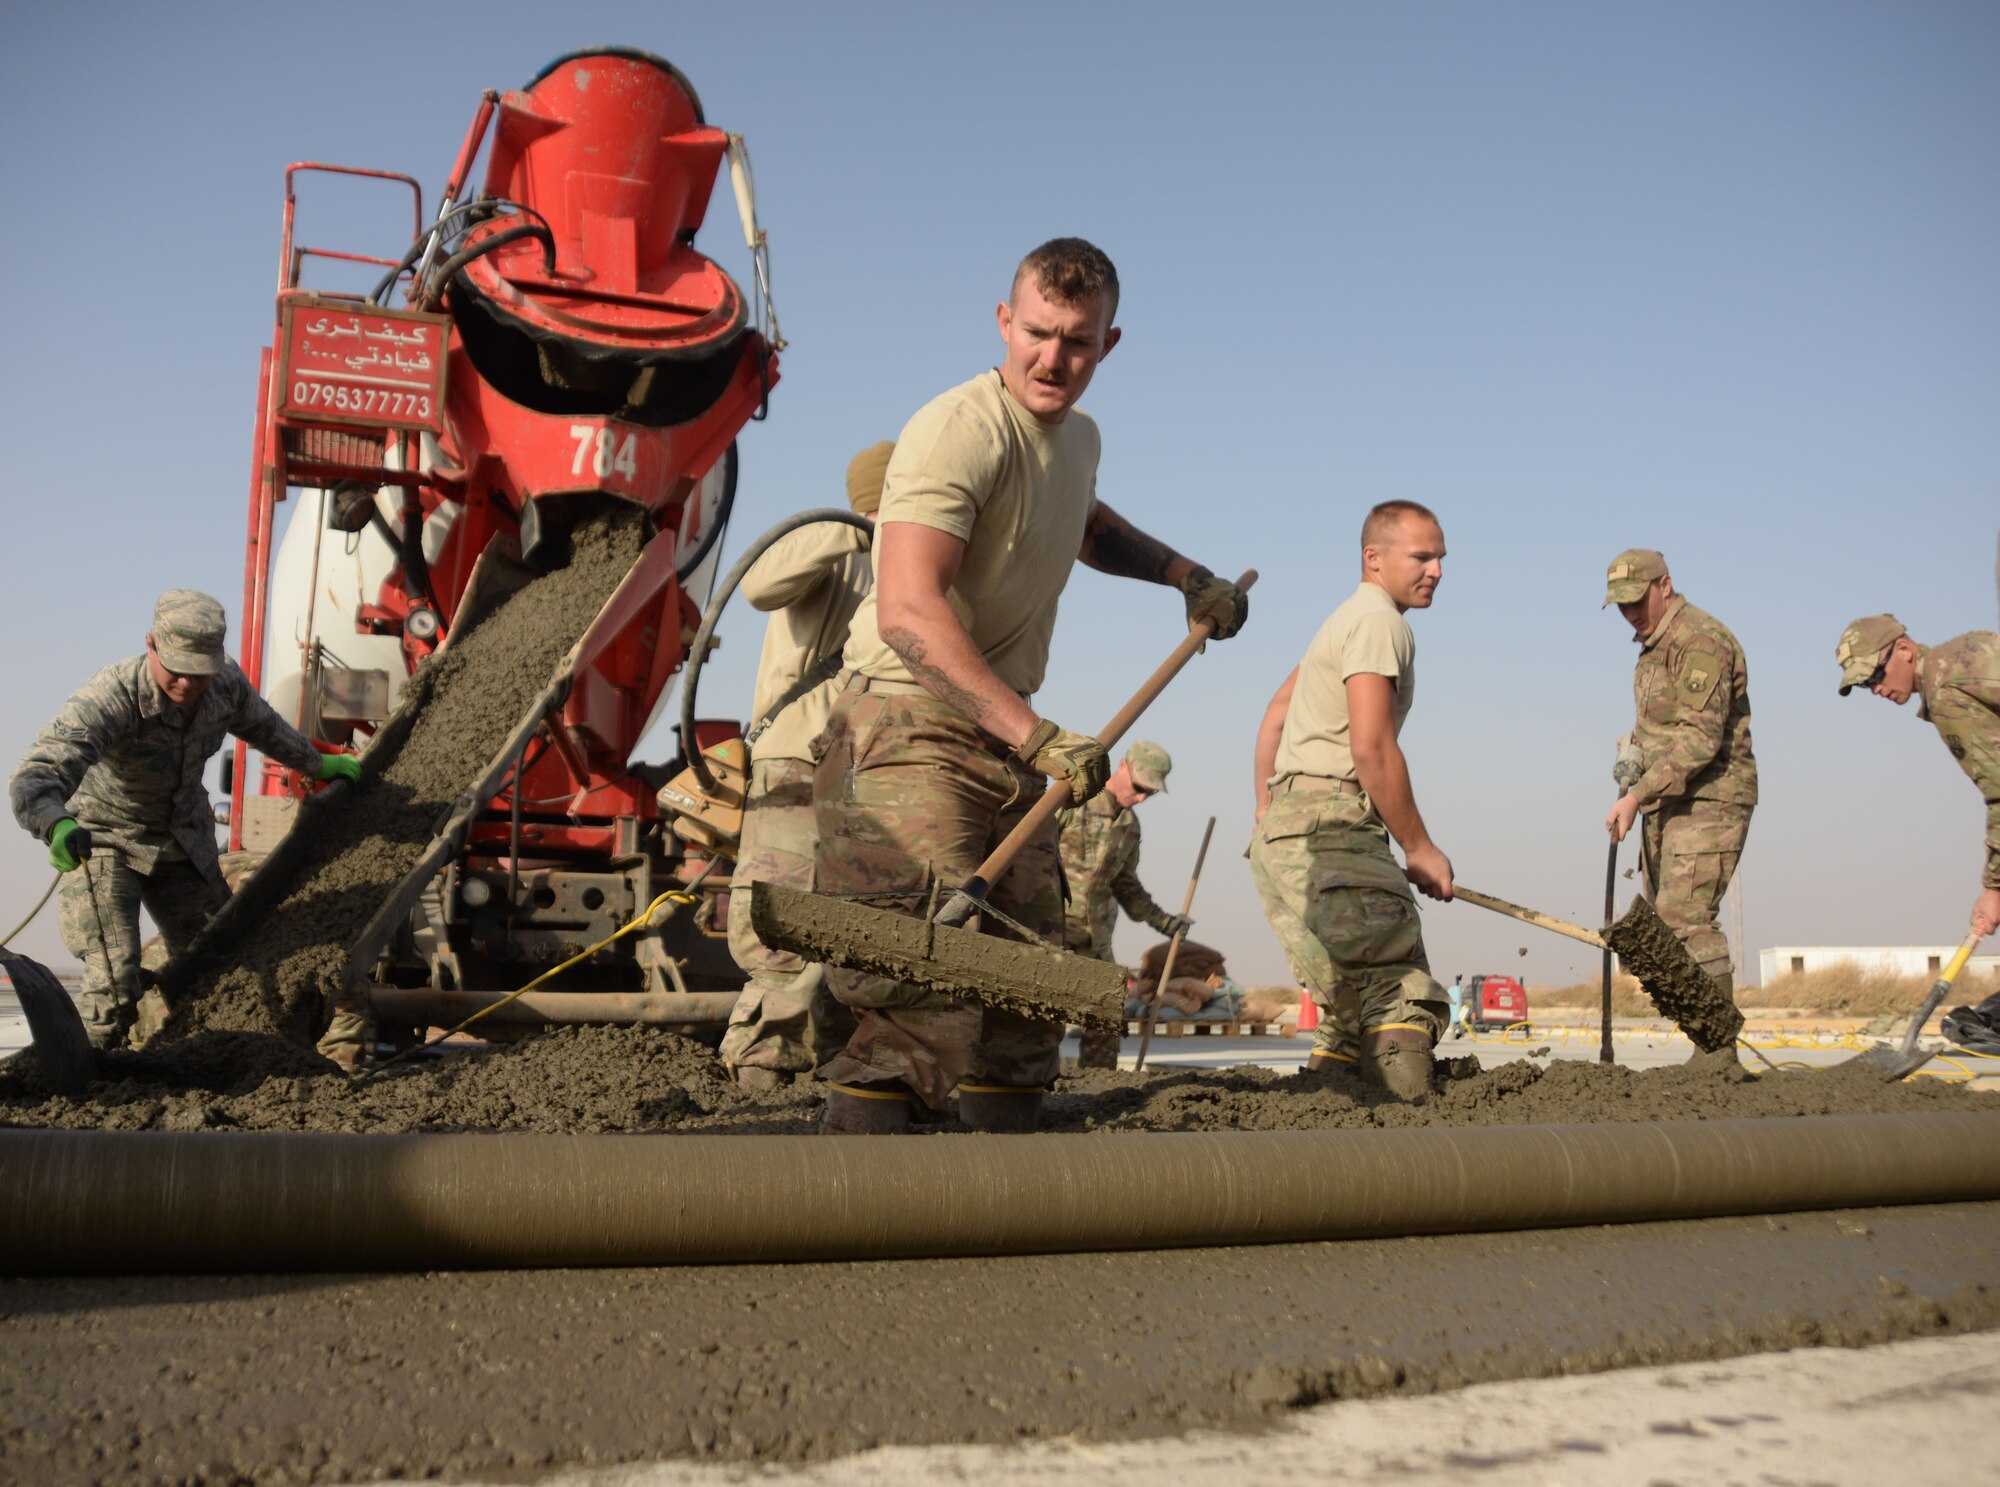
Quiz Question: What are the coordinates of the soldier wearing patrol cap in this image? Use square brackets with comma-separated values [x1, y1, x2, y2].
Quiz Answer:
[1056, 738, 1190, 1068]
[9, 590, 360, 1050]
[1836, 614, 2000, 940]
[714, 443, 884, 1089]
[1603, 550, 1758, 1004]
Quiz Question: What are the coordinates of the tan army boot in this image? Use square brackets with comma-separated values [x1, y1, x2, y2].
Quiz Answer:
[956, 1084, 1045, 1133]
[1303, 1051, 1356, 1075]
[732, 1065, 791, 1092]
[1358, 1027, 1435, 1102]
[820, 1082, 914, 1134]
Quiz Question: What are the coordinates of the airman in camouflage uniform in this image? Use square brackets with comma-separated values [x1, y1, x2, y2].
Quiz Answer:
[813, 238, 1248, 1134]
[1057, 739, 1187, 1067]
[718, 444, 881, 1088]
[1603, 550, 1758, 1001]
[1249, 501, 1453, 1100]
[1835, 615, 2000, 939]
[10, 591, 349, 1049]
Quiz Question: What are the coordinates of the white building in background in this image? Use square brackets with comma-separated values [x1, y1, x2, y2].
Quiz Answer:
[1758, 946, 2000, 983]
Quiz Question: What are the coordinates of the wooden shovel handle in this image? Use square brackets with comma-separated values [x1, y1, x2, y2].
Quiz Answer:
[1135, 815, 1218, 1072]
[937, 569, 1258, 925]
[1454, 886, 1607, 950]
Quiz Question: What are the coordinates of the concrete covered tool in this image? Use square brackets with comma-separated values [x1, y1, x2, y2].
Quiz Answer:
[1454, 886, 1744, 1052]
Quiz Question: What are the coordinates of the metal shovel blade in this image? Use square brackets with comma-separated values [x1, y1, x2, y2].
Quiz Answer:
[1843, 983, 1948, 1081]
[748, 881, 1126, 1031]
[1839, 943, 1977, 1081]
[2, 950, 95, 1096]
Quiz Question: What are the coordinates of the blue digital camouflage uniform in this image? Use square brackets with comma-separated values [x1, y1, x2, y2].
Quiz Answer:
[11, 655, 322, 1044]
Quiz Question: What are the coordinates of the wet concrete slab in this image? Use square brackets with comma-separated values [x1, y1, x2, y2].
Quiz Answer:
[518, 1328, 2000, 1486]
[4, 1200, 1996, 1484]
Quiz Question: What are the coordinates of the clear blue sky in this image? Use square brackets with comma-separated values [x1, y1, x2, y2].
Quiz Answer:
[3, 2, 1995, 988]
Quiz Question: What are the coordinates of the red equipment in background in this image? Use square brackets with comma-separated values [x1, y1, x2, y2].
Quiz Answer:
[1464, 974, 1529, 1033]
[228, 49, 781, 1005]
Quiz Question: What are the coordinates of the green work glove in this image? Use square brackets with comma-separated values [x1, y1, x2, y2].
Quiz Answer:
[48, 818, 92, 873]
[1013, 719, 1108, 805]
[1178, 566, 1248, 641]
[317, 752, 362, 785]
[1153, 910, 1194, 940]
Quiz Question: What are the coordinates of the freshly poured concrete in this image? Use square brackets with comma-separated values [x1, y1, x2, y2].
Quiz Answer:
[502, 1329, 2000, 1486]
[3, 1201, 1996, 1483]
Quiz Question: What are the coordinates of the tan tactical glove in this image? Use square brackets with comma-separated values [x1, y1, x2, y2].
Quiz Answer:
[1150, 909, 1194, 939]
[1179, 565, 1248, 641]
[1612, 732, 1646, 792]
[1014, 718, 1109, 804]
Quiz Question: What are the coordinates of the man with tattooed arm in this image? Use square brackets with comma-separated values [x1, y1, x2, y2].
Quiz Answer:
[810, 237, 1248, 1133]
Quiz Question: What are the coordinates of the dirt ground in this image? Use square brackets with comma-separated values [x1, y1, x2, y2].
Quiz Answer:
[2, 1199, 1995, 1485]
[1, 1022, 1993, 1133]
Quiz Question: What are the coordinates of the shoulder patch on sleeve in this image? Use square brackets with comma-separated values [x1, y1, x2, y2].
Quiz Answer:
[1678, 649, 1725, 709]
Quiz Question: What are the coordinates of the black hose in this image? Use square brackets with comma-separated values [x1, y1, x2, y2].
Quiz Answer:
[679, 508, 873, 792]
[675, 442, 738, 584]
[370, 201, 556, 305]
[422, 222, 557, 311]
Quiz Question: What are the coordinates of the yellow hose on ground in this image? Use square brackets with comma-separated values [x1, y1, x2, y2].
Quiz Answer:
[1, 871, 61, 950]
[356, 858, 721, 1081]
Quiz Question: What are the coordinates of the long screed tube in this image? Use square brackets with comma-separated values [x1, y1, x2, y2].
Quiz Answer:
[3, 1112, 1996, 1274]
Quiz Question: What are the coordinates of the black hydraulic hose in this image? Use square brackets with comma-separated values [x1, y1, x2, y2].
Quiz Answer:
[680, 509, 873, 792]
[422, 222, 557, 311]
[675, 442, 738, 585]
[369, 201, 487, 306]
[370, 200, 556, 305]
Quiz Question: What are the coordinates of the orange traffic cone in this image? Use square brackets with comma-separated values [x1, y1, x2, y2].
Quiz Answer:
[1297, 990, 1319, 1032]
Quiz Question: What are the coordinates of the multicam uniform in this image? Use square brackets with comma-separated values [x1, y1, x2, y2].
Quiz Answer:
[1057, 790, 1175, 1064]
[1624, 596, 1758, 992]
[722, 518, 872, 1078]
[815, 370, 1097, 1109]
[10, 656, 323, 1043]
[1914, 632, 2000, 894]
[1249, 583, 1447, 1065]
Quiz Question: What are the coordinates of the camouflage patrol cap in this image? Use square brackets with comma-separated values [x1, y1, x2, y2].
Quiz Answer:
[151, 590, 227, 675]
[1835, 614, 1907, 695]
[1126, 740, 1172, 792]
[846, 441, 894, 516]
[1602, 549, 1668, 607]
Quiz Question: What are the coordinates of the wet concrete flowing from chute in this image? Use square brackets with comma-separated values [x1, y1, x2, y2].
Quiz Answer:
[147, 510, 647, 1073]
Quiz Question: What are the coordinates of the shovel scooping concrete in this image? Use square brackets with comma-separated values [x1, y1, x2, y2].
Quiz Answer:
[752, 570, 1257, 1032]
[1, 949, 95, 1096]
[1838, 928, 1983, 1080]
[1453, 887, 1744, 1053]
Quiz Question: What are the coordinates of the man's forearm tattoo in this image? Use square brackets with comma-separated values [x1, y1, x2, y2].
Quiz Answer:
[880, 625, 989, 723]
[1085, 507, 1179, 582]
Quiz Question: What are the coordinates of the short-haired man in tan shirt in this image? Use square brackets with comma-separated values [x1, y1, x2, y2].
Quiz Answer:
[1249, 501, 1453, 1100]
[812, 237, 1250, 1134]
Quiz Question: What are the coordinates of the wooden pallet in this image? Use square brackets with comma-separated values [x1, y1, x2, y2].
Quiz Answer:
[1121, 1019, 1295, 1039]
